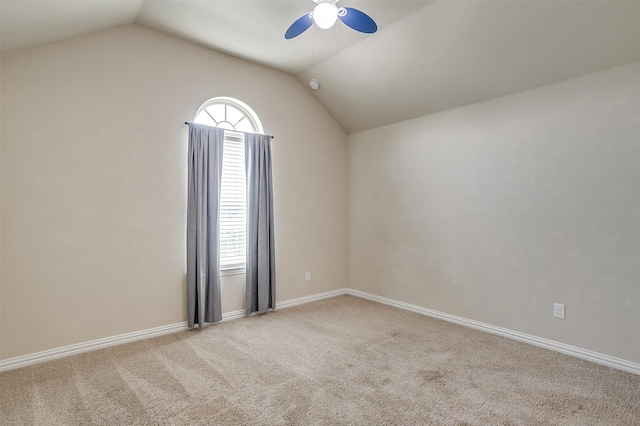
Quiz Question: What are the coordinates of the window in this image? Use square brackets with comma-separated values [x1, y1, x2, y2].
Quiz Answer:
[194, 97, 263, 273]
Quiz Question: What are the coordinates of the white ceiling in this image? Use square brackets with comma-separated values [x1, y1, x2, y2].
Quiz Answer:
[1, 1, 639, 133]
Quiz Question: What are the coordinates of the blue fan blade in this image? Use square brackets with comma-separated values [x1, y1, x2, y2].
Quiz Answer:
[339, 7, 377, 34]
[285, 13, 313, 39]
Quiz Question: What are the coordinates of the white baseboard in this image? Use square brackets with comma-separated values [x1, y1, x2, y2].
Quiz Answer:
[2, 287, 637, 375]
[0, 288, 349, 372]
[276, 288, 348, 309]
[0, 322, 190, 372]
[220, 288, 349, 321]
[347, 288, 640, 375]
[221, 309, 246, 322]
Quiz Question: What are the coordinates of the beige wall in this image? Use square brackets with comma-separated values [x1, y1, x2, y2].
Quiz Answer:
[0, 25, 347, 359]
[348, 62, 640, 363]
[2, 23, 637, 366]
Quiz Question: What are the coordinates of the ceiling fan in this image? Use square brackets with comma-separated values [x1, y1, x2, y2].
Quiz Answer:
[285, 0, 378, 39]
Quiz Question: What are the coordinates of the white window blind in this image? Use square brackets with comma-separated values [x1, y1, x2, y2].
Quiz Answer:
[220, 132, 246, 271]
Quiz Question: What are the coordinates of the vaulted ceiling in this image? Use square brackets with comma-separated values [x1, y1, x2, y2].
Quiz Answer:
[2, 1, 639, 133]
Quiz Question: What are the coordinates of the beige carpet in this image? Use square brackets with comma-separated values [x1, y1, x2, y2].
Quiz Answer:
[1, 295, 638, 425]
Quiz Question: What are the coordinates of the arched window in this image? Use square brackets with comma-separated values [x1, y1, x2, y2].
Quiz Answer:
[194, 97, 263, 273]
[194, 97, 263, 134]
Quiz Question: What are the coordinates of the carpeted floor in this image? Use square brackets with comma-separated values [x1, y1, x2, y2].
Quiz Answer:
[1, 295, 638, 425]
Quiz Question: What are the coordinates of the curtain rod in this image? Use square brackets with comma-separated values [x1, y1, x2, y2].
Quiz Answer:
[184, 122, 274, 139]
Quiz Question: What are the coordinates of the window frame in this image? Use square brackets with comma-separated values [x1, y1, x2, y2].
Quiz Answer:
[194, 97, 264, 135]
[193, 97, 263, 275]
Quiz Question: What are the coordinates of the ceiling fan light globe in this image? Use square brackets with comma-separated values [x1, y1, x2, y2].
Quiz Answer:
[313, 2, 338, 29]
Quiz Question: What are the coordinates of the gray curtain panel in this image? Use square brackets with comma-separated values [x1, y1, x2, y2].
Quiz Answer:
[245, 133, 276, 316]
[187, 123, 225, 328]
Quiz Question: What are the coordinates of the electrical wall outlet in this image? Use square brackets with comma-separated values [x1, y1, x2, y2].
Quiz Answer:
[553, 303, 565, 319]
[305, 271, 311, 282]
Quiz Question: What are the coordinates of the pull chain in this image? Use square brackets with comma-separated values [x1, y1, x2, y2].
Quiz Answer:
[311, 24, 315, 68]
[336, 20, 339, 61]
